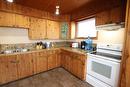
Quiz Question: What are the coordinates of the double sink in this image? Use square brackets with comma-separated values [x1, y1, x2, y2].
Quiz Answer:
[1, 48, 30, 54]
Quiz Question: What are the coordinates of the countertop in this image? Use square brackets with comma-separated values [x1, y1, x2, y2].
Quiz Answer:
[0, 47, 92, 56]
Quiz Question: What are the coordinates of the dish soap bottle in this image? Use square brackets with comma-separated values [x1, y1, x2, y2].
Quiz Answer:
[36, 42, 40, 50]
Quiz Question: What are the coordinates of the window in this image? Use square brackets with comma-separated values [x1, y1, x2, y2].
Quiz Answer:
[77, 18, 97, 38]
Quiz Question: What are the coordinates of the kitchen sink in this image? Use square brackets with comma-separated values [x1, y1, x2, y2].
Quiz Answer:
[1, 48, 30, 54]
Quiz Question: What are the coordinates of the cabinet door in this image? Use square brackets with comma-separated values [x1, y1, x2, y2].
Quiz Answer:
[36, 51, 48, 73]
[71, 54, 86, 80]
[29, 17, 46, 39]
[61, 51, 72, 72]
[17, 53, 34, 79]
[76, 55, 86, 80]
[110, 7, 122, 23]
[0, 55, 18, 84]
[61, 51, 68, 69]
[71, 55, 79, 76]
[0, 11, 15, 27]
[56, 50, 61, 67]
[96, 11, 110, 26]
[47, 50, 57, 70]
[47, 20, 60, 39]
[15, 14, 30, 28]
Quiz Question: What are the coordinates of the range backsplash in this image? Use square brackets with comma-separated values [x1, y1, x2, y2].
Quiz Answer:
[0, 41, 72, 51]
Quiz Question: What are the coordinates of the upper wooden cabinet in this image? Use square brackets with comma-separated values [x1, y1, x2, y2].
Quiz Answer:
[15, 14, 30, 28]
[96, 7, 124, 26]
[0, 11, 63, 40]
[47, 20, 60, 39]
[29, 17, 47, 39]
[0, 11, 30, 28]
[0, 11, 15, 27]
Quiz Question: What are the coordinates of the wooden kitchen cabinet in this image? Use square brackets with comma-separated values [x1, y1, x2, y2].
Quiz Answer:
[0, 11, 30, 28]
[34, 51, 48, 73]
[61, 50, 86, 80]
[55, 49, 61, 67]
[15, 14, 30, 28]
[29, 17, 46, 40]
[47, 20, 60, 39]
[61, 50, 72, 71]
[71, 54, 86, 80]
[96, 7, 124, 26]
[47, 49, 61, 70]
[0, 55, 18, 84]
[96, 11, 110, 25]
[17, 53, 34, 79]
[0, 11, 15, 27]
[47, 50, 57, 70]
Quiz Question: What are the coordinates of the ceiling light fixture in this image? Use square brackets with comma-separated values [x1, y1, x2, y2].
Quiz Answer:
[6, 0, 13, 3]
[55, 6, 60, 15]
[55, 0, 60, 15]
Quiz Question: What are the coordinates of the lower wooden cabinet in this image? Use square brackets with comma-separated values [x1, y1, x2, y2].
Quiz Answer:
[61, 50, 86, 80]
[0, 49, 86, 85]
[34, 51, 48, 73]
[47, 49, 61, 70]
[56, 50, 61, 67]
[48, 54, 57, 70]
[71, 54, 86, 80]
[17, 53, 34, 79]
[0, 55, 18, 84]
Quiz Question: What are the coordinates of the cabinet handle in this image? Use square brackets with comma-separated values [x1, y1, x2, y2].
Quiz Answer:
[10, 61, 17, 63]
[10, 60, 19, 63]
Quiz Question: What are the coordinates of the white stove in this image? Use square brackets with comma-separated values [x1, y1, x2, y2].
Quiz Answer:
[86, 44, 122, 87]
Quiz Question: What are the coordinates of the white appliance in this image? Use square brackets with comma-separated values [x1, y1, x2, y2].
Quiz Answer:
[86, 44, 122, 87]
[96, 22, 125, 31]
[72, 42, 79, 48]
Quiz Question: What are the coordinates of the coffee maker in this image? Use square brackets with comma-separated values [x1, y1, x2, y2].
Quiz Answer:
[81, 41, 86, 49]
[81, 37, 93, 50]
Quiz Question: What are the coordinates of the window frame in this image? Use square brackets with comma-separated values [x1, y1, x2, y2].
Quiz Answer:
[75, 17, 98, 40]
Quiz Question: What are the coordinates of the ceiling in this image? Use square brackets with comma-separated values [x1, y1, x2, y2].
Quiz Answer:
[14, 0, 122, 14]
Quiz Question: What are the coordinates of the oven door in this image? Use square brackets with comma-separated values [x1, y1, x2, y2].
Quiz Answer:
[87, 54, 120, 87]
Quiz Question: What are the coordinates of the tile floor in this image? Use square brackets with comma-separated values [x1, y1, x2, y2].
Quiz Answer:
[1, 68, 93, 87]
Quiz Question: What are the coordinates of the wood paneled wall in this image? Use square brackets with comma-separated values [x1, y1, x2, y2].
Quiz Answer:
[70, 0, 126, 21]
[0, 0, 70, 22]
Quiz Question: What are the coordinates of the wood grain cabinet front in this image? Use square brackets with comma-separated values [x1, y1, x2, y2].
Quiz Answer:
[47, 49, 61, 70]
[29, 17, 46, 40]
[34, 51, 48, 74]
[15, 14, 30, 28]
[0, 49, 86, 85]
[71, 54, 86, 80]
[0, 11, 15, 27]
[47, 50, 57, 70]
[61, 50, 86, 80]
[0, 11, 30, 28]
[0, 55, 18, 84]
[17, 53, 34, 79]
[46, 20, 60, 39]
[96, 7, 124, 26]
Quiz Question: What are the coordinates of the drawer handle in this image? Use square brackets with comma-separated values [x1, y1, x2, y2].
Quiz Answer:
[10, 61, 17, 63]
[10, 60, 19, 63]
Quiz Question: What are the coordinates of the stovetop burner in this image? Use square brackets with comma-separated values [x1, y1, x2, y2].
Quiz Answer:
[91, 52, 122, 60]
